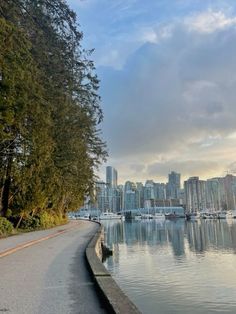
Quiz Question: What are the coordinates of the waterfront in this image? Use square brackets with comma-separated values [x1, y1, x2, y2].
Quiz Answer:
[103, 219, 236, 314]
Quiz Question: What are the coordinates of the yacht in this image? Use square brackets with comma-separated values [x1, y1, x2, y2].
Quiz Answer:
[134, 214, 142, 220]
[186, 212, 200, 221]
[141, 213, 153, 219]
[216, 211, 227, 219]
[153, 212, 165, 219]
[99, 212, 123, 220]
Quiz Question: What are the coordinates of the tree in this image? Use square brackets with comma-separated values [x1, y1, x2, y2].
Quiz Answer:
[0, 0, 107, 220]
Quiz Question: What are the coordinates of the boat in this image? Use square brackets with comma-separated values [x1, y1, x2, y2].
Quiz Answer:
[165, 212, 178, 219]
[186, 212, 200, 221]
[99, 212, 123, 220]
[134, 214, 142, 220]
[153, 212, 165, 219]
[200, 211, 216, 219]
[141, 213, 153, 219]
[216, 211, 227, 219]
[76, 213, 91, 220]
[226, 210, 236, 219]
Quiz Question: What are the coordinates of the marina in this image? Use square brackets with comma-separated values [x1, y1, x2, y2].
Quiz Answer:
[102, 219, 236, 314]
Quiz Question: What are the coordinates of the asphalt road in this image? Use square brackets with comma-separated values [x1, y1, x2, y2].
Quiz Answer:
[0, 220, 107, 314]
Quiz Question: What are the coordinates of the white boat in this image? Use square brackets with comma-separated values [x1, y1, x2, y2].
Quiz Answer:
[153, 212, 165, 219]
[200, 211, 216, 219]
[99, 212, 123, 220]
[186, 212, 200, 221]
[226, 210, 236, 219]
[141, 213, 153, 219]
[76, 213, 91, 220]
[216, 211, 227, 219]
[134, 214, 142, 220]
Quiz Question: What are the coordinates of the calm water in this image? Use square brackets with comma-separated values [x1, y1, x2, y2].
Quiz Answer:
[103, 219, 236, 314]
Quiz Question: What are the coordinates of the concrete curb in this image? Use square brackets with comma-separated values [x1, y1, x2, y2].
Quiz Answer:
[85, 222, 141, 314]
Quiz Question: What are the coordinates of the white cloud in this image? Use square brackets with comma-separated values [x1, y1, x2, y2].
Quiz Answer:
[185, 10, 236, 33]
[99, 12, 236, 182]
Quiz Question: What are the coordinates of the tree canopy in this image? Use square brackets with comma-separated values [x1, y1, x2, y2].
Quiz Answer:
[0, 0, 107, 224]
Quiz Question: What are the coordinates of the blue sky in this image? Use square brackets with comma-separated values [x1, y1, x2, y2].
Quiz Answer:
[68, 0, 236, 184]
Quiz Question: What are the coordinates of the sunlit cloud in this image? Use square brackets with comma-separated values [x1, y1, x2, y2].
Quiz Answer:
[185, 10, 236, 33]
[67, 0, 236, 183]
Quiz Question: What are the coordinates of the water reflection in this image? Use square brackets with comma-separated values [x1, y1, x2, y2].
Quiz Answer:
[103, 220, 236, 314]
[104, 220, 236, 256]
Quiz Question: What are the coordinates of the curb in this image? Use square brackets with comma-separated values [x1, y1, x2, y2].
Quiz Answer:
[85, 222, 141, 314]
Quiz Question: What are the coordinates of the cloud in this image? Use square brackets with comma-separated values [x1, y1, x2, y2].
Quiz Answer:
[185, 10, 236, 33]
[147, 160, 221, 180]
[98, 10, 236, 182]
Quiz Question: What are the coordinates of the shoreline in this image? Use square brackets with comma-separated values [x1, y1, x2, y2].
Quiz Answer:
[85, 221, 141, 314]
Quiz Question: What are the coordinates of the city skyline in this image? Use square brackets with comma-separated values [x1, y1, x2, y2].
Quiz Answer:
[98, 167, 236, 187]
[68, 0, 236, 183]
[95, 166, 236, 213]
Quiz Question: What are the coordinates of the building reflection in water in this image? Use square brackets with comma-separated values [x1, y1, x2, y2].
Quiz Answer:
[103, 219, 236, 260]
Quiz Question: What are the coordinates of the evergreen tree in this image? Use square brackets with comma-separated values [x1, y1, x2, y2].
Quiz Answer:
[0, 0, 107, 221]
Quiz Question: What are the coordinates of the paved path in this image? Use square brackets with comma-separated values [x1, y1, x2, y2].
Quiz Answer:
[0, 220, 107, 314]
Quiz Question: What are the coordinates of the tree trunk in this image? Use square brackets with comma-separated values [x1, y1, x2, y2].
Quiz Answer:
[0, 155, 12, 217]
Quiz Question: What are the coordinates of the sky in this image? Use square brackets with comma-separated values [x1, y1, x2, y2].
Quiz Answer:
[67, 0, 236, 184]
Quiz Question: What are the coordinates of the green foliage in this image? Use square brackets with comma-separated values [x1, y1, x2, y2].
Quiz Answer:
[19, 216, 41, 230]
[38, 212, 67, 229]
[0, 217, 14, 236]
[0, 0, 107, 223]
[19, 212, 67, 230]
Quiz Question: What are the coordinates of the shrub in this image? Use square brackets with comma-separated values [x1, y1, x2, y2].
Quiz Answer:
[0, 217, 14, 236]
[38, 212, 67, 229]
[19, 216, 41, 230]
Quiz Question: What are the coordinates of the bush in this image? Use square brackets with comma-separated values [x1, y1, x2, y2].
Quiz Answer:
[38, 212, 67, 229]
[17, 212, 67, 231]
[19, 216, 41, 230]
[0, 217, 14, 236]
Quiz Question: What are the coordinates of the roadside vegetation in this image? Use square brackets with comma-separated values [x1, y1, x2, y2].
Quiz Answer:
[0, 0, 107, 233]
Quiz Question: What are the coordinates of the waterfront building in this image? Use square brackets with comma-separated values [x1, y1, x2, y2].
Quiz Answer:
[106, 166, 118, 188]
[144, 180, 155, 208]
[136, 182, 144, 209]
[223, 174, 236, 211]
[206, 178, 221, 211]
[117, 185, 124, 211]
[125, 190, 136, 210]
[95, 181, 106, 212]
[154, 183, 166, 200]
[124, 181, 138, 210]
[167, 171, 181, 199]
[184, 177, 207, 212]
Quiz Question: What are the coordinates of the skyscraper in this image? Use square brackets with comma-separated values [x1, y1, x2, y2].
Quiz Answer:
[167, 171, 181, 199]
[106, 166, 118, 212]
[106, 166, 118, 188]
[184, 177, 206, 212]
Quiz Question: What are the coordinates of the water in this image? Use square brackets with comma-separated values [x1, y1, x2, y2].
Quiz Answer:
[103, 219, 236, 314]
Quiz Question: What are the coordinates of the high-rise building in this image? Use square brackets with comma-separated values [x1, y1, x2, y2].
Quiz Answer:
[95, 181, 106, 212]
[223, 174, 236, 210]
[124, 181, 137, 210]
[136, 182, 144, 209]
[167, 171, 181, 199]
[95, 166, 118, 212]
[106, 166, 117, 188]
[206, 178, 220, 211]
[184, 176, 206, 212]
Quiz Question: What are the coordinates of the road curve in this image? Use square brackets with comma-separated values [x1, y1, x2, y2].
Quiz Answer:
[0, 220, 107, 314]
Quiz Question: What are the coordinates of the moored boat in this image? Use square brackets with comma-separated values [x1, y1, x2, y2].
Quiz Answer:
[216, 211, 227, 219]
[99, 212, 123, 220]
[153, 212, 165, 219]
[141, 213, 153, 219]
[165, 212, 178, 219]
